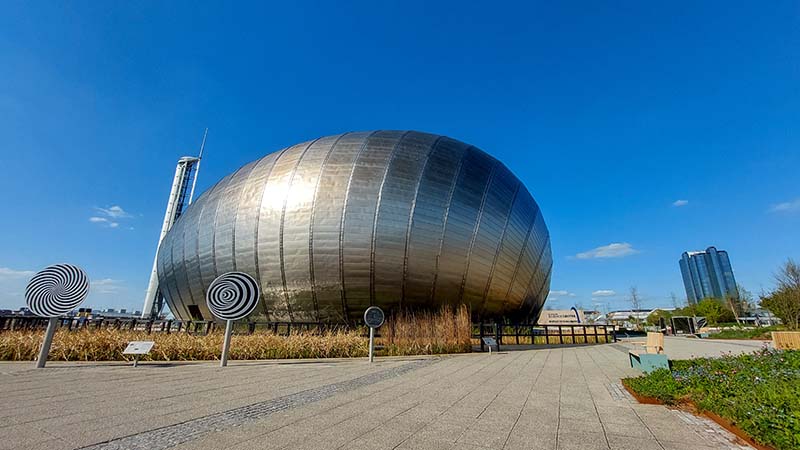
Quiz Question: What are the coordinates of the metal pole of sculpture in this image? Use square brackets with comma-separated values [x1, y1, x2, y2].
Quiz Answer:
[206, 272, 260, 367]
[36, 318, 58, 369]
[221, 320, 233, 367]
[25, 264, 90, 368]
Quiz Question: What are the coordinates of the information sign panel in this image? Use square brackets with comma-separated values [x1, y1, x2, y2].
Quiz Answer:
[123, 341, 155, 355]
[364, 306, 385, 328]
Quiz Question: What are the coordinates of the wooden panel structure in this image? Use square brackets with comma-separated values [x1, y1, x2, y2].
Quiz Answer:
[645, 332, 665, 354]
[772, 331, 800, 350]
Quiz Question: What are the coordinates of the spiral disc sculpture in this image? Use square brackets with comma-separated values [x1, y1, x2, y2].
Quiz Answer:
[25, 264, 90, 317]
[206, 272, 260, 368]
[206, 272, 260, 321]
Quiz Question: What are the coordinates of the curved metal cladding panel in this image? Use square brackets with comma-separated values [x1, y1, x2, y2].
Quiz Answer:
[157, 131, 552, 323]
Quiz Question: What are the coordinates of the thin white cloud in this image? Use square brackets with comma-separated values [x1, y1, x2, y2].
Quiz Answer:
[575, 242, 640, 259]
[95, 205, 131, 218]
[0, 267, 35, 278]
[90, 205, 132, 228]
[770, 198, 800, 213]
[592, 289, 616, 297]
[92, 278, 124, 294]
[548, 290, 576, 298]
[672, 200, 688, 207]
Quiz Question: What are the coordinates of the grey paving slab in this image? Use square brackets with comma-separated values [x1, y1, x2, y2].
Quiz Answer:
[0, 339, 760, 450]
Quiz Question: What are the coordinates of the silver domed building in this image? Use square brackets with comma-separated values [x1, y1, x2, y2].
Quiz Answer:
[157, 131, 552, 324]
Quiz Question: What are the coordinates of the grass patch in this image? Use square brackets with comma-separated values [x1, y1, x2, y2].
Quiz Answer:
[712, 325, 783, 340]
[623, 348, 800, 450]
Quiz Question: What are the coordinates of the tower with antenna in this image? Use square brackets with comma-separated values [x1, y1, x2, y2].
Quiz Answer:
[141, 130, 207, 319]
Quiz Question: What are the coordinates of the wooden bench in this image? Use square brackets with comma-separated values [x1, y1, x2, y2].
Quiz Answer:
[772, 331, 800, 350]
[629, 332, 668, 373]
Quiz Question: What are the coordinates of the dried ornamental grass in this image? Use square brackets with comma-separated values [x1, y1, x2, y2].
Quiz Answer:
[0, 329, 369, 362]
[0, 306, 472, 361]
[380, 305, 472, 355]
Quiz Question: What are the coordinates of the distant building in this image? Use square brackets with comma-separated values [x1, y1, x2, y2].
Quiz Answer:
[601, 308, 675, 329]
[94, 308, 142, 319]
[679, 247, 738, 304]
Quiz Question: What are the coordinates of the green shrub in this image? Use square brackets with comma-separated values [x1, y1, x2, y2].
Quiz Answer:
[624, 348, 800, 450]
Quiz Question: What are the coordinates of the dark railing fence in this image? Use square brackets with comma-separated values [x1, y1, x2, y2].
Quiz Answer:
[1, 316, 616, 348]
[474, 322, 616, 351]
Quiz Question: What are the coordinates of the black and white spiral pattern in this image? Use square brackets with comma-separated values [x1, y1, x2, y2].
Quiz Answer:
[25, 264, 90, 317]
[206, 272, 260, 320]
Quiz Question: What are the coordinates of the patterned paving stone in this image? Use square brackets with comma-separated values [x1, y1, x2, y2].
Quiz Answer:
[79, 360, 437, 450]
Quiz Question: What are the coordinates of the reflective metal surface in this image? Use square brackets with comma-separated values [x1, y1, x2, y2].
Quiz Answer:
[157, 131, 552, 323]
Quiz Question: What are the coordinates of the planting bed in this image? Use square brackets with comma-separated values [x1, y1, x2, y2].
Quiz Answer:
[623, 348, 800, 450]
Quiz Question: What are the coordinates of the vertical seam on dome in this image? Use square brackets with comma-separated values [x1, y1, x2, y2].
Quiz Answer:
[278, 138, 320, 323]
[253, 149, 289, 322]
[429, 145, 469, 303]
[369, 131, 411, 307]
[518, 236, 550, 317]
[525, 255, 552, 318]
[478, 181, 521, 317]
[176, 213, 195, 309]
[527, 272, 550, 319]
[456, 161, 498, 306]
[163, 215, 185, 317]
[164, 232, 182, 318]
[189, 187, 214, 320]
[171, 226, 191, 320]
[229, 162, 259, 272]
[197, 177, 234, 320]
[308, 133, 348, 322]
[210, 172, 244, 285]
[501, 208, 539, 308]
[401, 136, 443, 307]
[338, 131, 379, 323]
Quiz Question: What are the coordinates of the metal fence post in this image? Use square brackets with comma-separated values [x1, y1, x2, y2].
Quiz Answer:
[495, 322, 501, 352]
[479, 322, 485, 352]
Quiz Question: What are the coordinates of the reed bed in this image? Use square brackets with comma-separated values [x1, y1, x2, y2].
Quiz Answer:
[0, 328, 369, 361]
[0, 306, 473, 361]
[381, 305, 472, 355]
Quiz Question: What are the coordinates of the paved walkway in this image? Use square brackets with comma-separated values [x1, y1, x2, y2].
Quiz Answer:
[0, 338, 759, 450]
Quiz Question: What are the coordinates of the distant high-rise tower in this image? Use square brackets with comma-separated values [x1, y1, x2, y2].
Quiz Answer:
[679, 246, 738, 304]
[141, 131, 206, 319]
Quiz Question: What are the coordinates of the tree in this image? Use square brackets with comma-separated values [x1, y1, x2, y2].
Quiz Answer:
[760, 259, 800, 330]
[737, 284, 755, 312]
[725, 293, 743, 325]
[646, 309, 673, 327]
[629, 287, 642, 330]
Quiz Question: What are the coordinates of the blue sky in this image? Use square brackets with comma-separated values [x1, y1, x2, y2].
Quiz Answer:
[1, 1, 798, 313]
